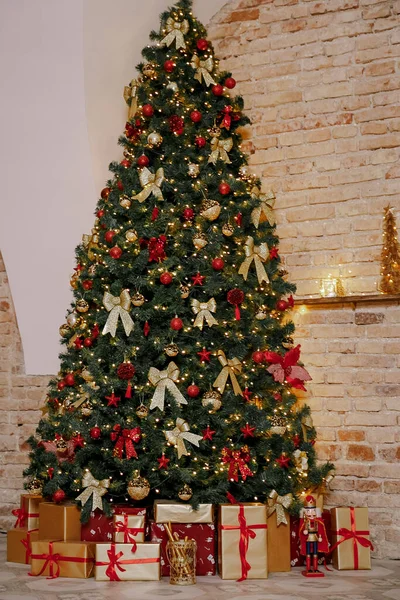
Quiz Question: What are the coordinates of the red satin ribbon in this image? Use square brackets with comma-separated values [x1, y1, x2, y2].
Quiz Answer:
[114, 515, 144, 552]
[220, 504, 267, 582]
[20, 528, 38, 564]
[12, 508, 39, 528]
[111, 425, 141, 459]
[330, 507, 374, 569]
[29, 541, 94, 579]
[95, 543, 160, 581]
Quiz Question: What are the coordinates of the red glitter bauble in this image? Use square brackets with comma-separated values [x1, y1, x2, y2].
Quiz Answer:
[101, 187, 110, 200]
[120, 159, 131, 168]
[195, 136, 206, 148]
[82, 280, 93, 290]
[90, 426, 101, 440]
[97, 209, 105, 218]
[117, 362, 135, 380]
[137, 155, 149, 167]
[142, 104, 154, 117]
[104, 230, 115, 244]
[160, 272, 173, 285]
[219, 182, 231, 195]
[53, 489, 66, 503]
[117, 181, 124, 191]
[212, 257, 225, 271]
[187, 384, 200, 398]
[64, 373, 75, 387]
[170, 317, 183, 331]
[252, 351, 265, 364]
[196, 38, 208, 51]
[190, 110, 202, 123]
[227, 288, 245, 306]
[225, 77, 236, 89]
[212, 84, 224, 96]
[83, 338, 92, 348]
[57, 381, 65, 391]
[169, 115, 185, 135]
[183, 207, 194, 221]
[276, 300, 288, 311]
[109, 246, 122, 259]
[164, 59, 175, 73]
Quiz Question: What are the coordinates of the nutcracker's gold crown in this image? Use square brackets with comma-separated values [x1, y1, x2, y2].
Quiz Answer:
[304, 495, 316, 508]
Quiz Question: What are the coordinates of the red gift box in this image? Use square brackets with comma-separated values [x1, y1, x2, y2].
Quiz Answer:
[290, 510, 332, 567]
[148, 520, 216, 576]
[81, 506, 149, 542]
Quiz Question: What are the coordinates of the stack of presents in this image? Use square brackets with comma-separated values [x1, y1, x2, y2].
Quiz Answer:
[7, 491, 373, 581]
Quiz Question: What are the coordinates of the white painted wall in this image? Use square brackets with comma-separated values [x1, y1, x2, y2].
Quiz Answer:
[0, 0, 227, 374]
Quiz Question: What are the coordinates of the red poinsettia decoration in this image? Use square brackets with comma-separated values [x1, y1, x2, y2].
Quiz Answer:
[221, 446, 254, 482]
[40, 434, 75, 463]
[264, 345, 312, 391]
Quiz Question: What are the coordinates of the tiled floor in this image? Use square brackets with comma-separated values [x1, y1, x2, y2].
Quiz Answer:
[2, 535, 400, 600]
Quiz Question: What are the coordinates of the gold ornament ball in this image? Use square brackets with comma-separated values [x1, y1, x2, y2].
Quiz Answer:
[126, 229, 138, 243]
[66, 312, 79, 327]
[178, 484, 193, 502]
[26, 478, 43, 495]
[269, 416, 287, 436]
[222, 223, 234, 237]
[59, 324, 71, 337]
[209, 126, 221, 138]
[142, 63, 156, 78]
[147, 132, 163, 147]
[120, 195, 131, 209]
[136, 404, 149, 419]
[81, 401, 93, 417]
[70, 274, 79, 289]
[76, 299, 89, 313]
[188, 163, 200, 178]
[238, 165, 251, 180]
[202, 390, 222, 413]
[127, 474, 151, 500]
[55, 438, 68, 454]
[132, 293, 145, 307]
[164, 343, 179, 357]
[200, 199, 221, 222]
[255, 308, 268, 321]
[180, 285, 190, 299]
[193, 233, 208, 250]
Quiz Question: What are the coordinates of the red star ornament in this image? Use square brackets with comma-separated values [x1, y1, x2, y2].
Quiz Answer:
[241, 424, 256, 438]
[157, 454, 170, 469]
[191, 272, 206, 286]
[276, 454, 291, 469]
[198, 348, 212, 362]
[270, 247, 279, 259]
[105, 392, 121, 407]
[72, 433, 85, 448]
[243, 388, 253, 402]
[202, 426, 216, 441]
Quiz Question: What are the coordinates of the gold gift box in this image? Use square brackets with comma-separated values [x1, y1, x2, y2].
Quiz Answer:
[218, 503, 268, 580]
[113, 514, 145, 544]
[38, 502, 81, 541]
[7, 528, 39, 564]
[30, 540, 95, 578]
[267, 512, 290, 573]
[95, 542, 161, 581]
[154, 500, 214, 523]
[331, 507, 372, 570]
[13, 495, 43, 530]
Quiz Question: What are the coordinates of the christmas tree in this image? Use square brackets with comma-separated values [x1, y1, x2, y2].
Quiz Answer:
[379, 205, 400, 294]
[24, 0, 333, 520]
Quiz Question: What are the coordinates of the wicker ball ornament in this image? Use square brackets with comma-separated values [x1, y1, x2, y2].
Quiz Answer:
[222, 223, 234, 237]
[178, 483, 193, 501]
[132, 293, 145, 306]
[136, 404, 149, 419]
[127, 473, 151, 500]
[26, 478, 43, 495]
[164, 343, 179, 357]
[180, 285, 190, 299]
[55, 438, 68, 454]
[200, 200, 221, 221]
[202, 390, 222, 413]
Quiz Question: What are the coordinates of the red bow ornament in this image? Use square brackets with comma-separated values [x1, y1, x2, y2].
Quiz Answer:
[219, 105, 240, 130]
[222, 446, 254, 482]
[111, 425, 141, 459]
[264, 344, 312, 391]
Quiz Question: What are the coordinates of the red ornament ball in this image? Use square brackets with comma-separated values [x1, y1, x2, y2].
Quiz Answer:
[125, 122, 135, 137]
[164, 59, 175, 73]
[183, 207, 194, 221]
[82, 280, 93, 290]
[101, 187, 110, 200]
[212, 257, 225, 271]
[90, 426, 101, 440]
[219, 182, 231, 195]
[120, 159, 131, 168]
[109, 246, 122, 259]
[117, 362, 135, 380]
[227, 288, 245, 306]
[97, 209, 105, 218]
[212, 84, 224, 96]
[196, 38, 208, 51]
[195, 136, 206, 148]
[142, 104, 154, 117]
[187, 384, 200, 398]
[276, 299, 288, 311]
[160, 272, 173, 285]
[170, 317, 183, 331]
[83, 337, 92, 348]
[53, 489, 66, 503]
[57, 381, 65, 391]
[104, 230, 116, 244]
[225, 77, 236, 89]
[117, 180, 124, 191]
[252, 351, 265, 364]
[137, 154, 149, 167]
[190, 110, 202, 123]
[64, 373, 75, 387]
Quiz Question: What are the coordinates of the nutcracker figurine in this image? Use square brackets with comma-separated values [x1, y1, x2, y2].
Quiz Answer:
[299, 495, 329, 577]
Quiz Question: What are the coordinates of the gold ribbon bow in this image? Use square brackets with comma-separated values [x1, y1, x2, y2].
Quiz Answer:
[164, 417, 203, 459]
[82, 228, 99, 260]
[72, 391, 89, 409]
[250, 187, 276, 228]
[190, 54, 216, 87]
[102, 290, 134, 338]
[161, 17, 189, 49]
[301, 414, 313, 441]
[213, 350, 243, 396]
[238, 236, 269, 285]
[191, 298, 218, 330]
[267, 490, 293, 526]
[76, 470, 110, 511]
[123, 79, 139, 120]
[208, 136, 233, 165]
[133, 167, 164, 203]
[148, 361, 188, 411]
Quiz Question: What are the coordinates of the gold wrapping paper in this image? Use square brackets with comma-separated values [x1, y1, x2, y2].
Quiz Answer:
[95, 542, 161, 581]
[113, 514, 145, 545]
[154, 500, 214, 523]
[218, 503, 268, 580]
[7, 528, 39, 564]
[38, 502, 81, 541]
[30, 540, 95, 578]
[331, 507, 372, 570]
[267, 512, 290, 573]
[13, 495, 43, 530]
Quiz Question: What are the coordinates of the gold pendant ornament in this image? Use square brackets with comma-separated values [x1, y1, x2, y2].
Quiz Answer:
[213, 350, 243, 396]
[148, 361, 188, 411]
[190, 54, 216, 87]
[266, 490, 293, 526]
[102, 290, 134, 338]
[160, 17, 189, 49]
[136, 404, 149, 419]
[193, 232, 208, 250]
[127, 472, 151, 500]
[131, 292, 145, 306]
[222, 223, 234, 237]
[164, 418, 203, 459]
[202, 390, 222, 413]
[164, 343, 179, 357]
[133, 167, 164, 203]
[180, 285, 190, 299]
[76, 470, 110, 511]
[178, 484, 193, 501]
[142, 63, 156, 79]
[200, 199, 221, 221]
[26, 478, 43, 495]
[76, 299, 89, 313]
[238, 236, 270, 285]
[191, 298, 218, 330]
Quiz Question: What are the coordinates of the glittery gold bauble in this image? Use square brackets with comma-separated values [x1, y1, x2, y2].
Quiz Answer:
[270, 310, 279, 319]
[147, 132, 163, 147]
[66, 312, 79, 327]
[178, 483, 193, 501]
[132, 293, 145, 306]
[188, 163, 200, 178]
[120, 195, 131, 209]
[136, 404, 149, 419]
[238, 165, 251, 180]
[200, 200, 221, 221]
[81, 401, 93, 417]
[76, 299, 89, 313]
[123, 148, 135, 161]
[282, 337, 294, 349]
[127, 473, 150, 500]
[70, 273, 79, 289]
[164, 343, 179, 357]
[202, 390, 222, 413]
[269, 416, 287, 435]
[209, 126, 221, 138]
[180, 285, 190, 299]
[59, 324, 71, 337]
[26, 478, 43, 495]
[142, 63, 156, 78]
[126, 229, 138, 243]
[193, 232, 208, 250]
[255, 308, 268, 321]
[55, 438, 68, 454]
[222, 223, 234, 236]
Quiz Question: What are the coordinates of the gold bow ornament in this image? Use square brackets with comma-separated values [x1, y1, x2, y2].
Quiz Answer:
[148, 361, 188, 411]
[238, 236, 269, 285]
[82, 228, 99, 260]
[72, 391, 89, 409]
[301, 414, 313, 441]
[191, 298, 218, 330]
[213, 350, 243, 396]
[293, 449, 308, 473]
[76, 470, 110, 511]
[102, 290, 134, 338]
[190, 54, 216, 87]
[164, 418, 203, 459]
[132, 167, 164, 203]
[123, 79, 139, 120]
[267, 489, 293, 526]
[161, 17, 189, 49]
[208, 136, 233, 165]
[250, 187, 276, 228]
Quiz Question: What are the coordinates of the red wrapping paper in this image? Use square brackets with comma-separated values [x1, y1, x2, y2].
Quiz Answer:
[148, 521, 216, 576]
[81, 505, 148, 542]
[290, 510, 332, 567]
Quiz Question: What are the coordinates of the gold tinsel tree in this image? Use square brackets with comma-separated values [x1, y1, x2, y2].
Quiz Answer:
[379, 205, 400, 294]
